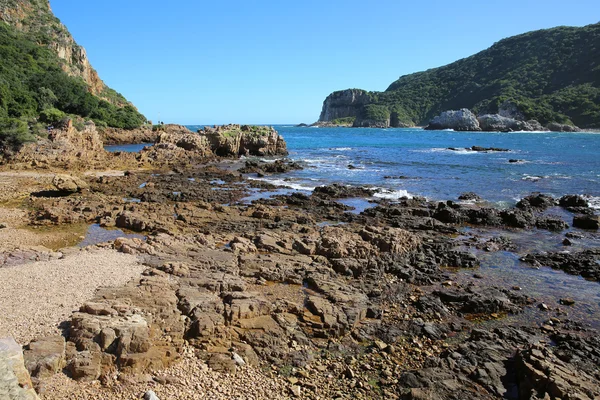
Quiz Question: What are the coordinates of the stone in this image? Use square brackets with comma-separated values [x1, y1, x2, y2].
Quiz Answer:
[52, 174, 88, 193]
[290, 385, 301, 397]
[573, 214, 599, 230]
[546, 122, 581, 132]
[23, 336, 66, 379]
[232, 352, 245, 366]
[144, 390, 160, 400]
[0, 338, 40, 400]
[559, 298, 575, 306]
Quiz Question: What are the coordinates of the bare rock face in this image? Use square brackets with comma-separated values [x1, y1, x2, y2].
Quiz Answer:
[477, 114, 544, 132]
[0, 0, 104, 95]
[154, 124, 287, 158]
[3, 119, 106, 168]
[425, 109, 481, 131]
[318, 89, 371, 122]
[0, 337, 40, 400]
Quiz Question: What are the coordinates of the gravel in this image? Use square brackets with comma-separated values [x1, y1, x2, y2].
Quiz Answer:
[41, 346, 289, 400]
[0, 248, 144, 344]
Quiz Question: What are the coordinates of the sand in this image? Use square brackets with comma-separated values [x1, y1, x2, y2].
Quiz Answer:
[0, 248, 144, 345]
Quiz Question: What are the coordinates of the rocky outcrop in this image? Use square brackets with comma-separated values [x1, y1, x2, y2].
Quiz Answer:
[546, 122, 582, 132]
[425, 109, 481, 131]
[318, 89, 372, 122]
[101, 126, 160, 145]
[477, 114, 544, 132]
[153, 124, 287, 158]
[1, 118, 107, 168]
[0, 0, 105, 96]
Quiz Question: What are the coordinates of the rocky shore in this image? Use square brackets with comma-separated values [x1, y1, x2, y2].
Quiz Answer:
[0, 122, 599, 400]
[425, 108, 582, 132]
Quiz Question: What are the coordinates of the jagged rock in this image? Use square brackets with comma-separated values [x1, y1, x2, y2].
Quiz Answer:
[516, 343, 600, 399]
[425, 109, 480, 131]
[458, 192, 482, 201]
[516, 193, 557, 210]
[559, 194, 589, 208]
[521, 248, 600, 280]
[52, 174, 88, 193]
[477, 114, 543, 132]
[23, 336, 66, 380]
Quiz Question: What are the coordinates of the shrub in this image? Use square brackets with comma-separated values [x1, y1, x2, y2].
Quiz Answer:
[0, 118, 37, 149]
[39, 107, 65, 124]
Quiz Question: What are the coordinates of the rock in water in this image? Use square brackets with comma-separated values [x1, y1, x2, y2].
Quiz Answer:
[425, 109, 480, 131]
[52, 175, 88, 193]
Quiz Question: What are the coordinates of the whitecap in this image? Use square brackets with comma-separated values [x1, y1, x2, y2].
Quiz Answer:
[248, 177, 316, 191]
[329, 147, 352, 151]
[583, 195, 600, 210]
[373, 189, 414, 200]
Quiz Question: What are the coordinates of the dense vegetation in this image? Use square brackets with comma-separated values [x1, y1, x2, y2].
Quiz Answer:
[0, 20, 145, 147]
[331, 23, 600, 128]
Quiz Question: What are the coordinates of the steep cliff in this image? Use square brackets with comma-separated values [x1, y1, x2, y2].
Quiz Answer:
[0, 0, 146, 148]
[0, 0, 107, 97]
[317, 22, 600, 129]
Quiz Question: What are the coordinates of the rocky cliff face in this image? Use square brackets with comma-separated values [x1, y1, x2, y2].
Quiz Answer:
[1, 0, 106, 96]
[318, 89, 371, 122]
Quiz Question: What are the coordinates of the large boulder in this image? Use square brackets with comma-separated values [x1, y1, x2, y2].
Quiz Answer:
[477, 114, 543, 132]
[52, 174, 89, 193]
[425, 109, 480, 131]
[0, 338, 40, 400]
[546, 122, 581, 132]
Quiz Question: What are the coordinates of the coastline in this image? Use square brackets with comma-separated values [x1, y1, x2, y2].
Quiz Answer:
[0, 125, 598, 398]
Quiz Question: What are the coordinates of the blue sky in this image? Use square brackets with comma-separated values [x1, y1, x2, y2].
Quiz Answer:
[51, 0, 599, 125]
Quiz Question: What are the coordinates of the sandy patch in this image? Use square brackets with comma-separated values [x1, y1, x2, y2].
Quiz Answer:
[0, 248, 144, 344]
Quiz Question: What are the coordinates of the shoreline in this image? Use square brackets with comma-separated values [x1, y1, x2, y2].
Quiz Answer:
[0, 129, 599, 399]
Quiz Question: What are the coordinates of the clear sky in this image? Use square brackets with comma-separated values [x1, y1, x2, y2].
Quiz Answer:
[50, 0, 599, 125]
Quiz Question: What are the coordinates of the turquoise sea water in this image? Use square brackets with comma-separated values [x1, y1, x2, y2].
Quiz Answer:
[111, 126, 600, 208]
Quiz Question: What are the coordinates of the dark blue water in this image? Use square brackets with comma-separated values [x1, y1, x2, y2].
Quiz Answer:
[110, 126, 600, 208]
[105, 143, 150, 153]
[265, 126, 600, 207]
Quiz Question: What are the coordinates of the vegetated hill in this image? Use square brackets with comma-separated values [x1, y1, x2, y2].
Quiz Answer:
[319, 22, 600, 128]
[0, 0, 145, 148]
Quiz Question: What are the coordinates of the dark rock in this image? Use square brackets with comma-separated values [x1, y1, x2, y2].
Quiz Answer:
[458, 192, 482, 201]
[516, 193, 556, 210]
[559, 194, 589, 208]
[573, 214, 599, 230]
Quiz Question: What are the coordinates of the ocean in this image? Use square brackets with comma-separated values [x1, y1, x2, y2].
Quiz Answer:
[109, 126, 600, 208]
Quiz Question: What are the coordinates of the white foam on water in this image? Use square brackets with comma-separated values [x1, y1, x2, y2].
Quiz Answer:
[583, 195, 600, 210]
[329, 147, 352, 151]
[248, 177, 316, 191]
[521, 174, 548, 182]
[373, 189, 414, 200]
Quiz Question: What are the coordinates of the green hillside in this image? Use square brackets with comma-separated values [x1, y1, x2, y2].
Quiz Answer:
[0, 0, 146, 147]
[321, 23, 600, 128]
